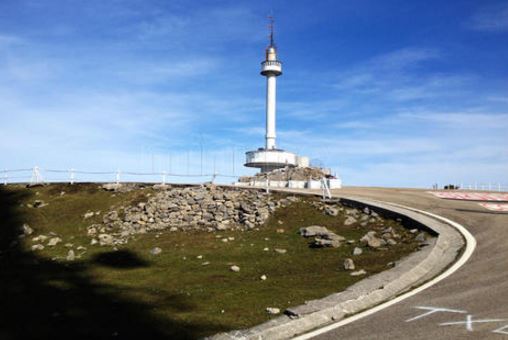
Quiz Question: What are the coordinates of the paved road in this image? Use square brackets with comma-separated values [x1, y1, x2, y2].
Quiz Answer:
[312, 187, 508, 340]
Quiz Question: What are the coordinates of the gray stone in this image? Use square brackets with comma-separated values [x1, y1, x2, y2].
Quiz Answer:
[66, 249, 75, 261]
[230, 265, 240, 272]
[344, 258, 355, 270]
[353, 247, 363, 256]
[344, 216, 357, 226]
[350, 269, 367, 276]
[299, 225, 330, 237]
[32, 244, 44, 251]
[98, 234, 114, 246]
[22, 223, 33, 236]
[313, 237, 341, 248]
[47, 237, 62, 247]
[32, 235, 48, 242]
[387, 238, 398, 245]
[150, 247, 162, 255]
[360, 231, 386, 248]
[274, 248, 287, 254]
[266, 307, 280, 315]
[83, 211, 95, 219]
[324, 206, 339, 216]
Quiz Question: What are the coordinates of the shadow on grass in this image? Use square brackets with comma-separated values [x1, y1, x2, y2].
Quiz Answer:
[92, 250, 149, 268]
[0, 186, 222, 339]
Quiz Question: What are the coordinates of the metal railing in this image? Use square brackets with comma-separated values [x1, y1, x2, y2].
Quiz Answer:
[0, 166, 239, 186]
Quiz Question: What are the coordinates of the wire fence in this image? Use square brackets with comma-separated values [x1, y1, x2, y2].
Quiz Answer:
[457, 183, 508, 192]
[0, 166, 240, 186]
[431, 182, 508, 192]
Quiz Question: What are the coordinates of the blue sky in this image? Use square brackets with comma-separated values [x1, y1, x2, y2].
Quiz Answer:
[0, 0, 507, 187]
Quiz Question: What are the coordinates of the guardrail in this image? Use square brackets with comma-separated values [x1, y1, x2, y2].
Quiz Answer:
[456, 183, 508, 192]
[0, 166, 239, 186]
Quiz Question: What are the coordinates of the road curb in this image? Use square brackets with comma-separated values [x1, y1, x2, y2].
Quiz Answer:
[210, 190, 474, 340]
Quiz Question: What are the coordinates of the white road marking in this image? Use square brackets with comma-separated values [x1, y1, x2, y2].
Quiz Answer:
[294, 202, 477, 340]
[478, 203, 508, 212]
[493, 325, 508, 335]
[439, 315, 506, 332]
[405, 306, 466, 322]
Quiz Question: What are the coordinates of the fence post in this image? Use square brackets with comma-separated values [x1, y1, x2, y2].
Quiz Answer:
[499, 183, 502, 192]
[162, 171, 166, 185]
[69, 168, 75, 185]
[3, 170, 7, 185]
[211, 172, 217, 184]
[116, 170, 121, 185]
[265, 174, 270, 194]
[30, 166, 43, 185]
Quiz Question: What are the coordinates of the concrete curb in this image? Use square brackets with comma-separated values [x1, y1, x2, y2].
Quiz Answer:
[210, 190, 470, 340]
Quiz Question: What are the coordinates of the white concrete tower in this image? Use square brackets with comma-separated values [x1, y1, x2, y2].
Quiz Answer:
[244, 18, 308, 173]
[260, 19, 282, 150]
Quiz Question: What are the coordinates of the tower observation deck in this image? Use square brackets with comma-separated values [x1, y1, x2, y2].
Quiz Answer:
[245, 18, 309, 173]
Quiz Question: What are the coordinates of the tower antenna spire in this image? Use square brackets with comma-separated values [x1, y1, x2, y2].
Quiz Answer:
[267, 14, 275, 47]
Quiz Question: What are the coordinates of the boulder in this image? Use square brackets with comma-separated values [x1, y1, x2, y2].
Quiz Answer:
[230, 265, 240, 272]
[22, 223, 33, 236]
[344, 258, 355, 270]
[301, 226, 345, 248]
[266, 307, 280, 315]
[83, 211, 95, 219]
[150, 247, 162, 255]
[360, 231, 386, 248]
[353, 247, 363, 256]
[98, 234, 114, 246]
[324, 206, 339, 216]
[47, 237, 62, 247]
[350, 269, 367, 276]
[32, 235, 48, 242]
[66, 250, 75, 261]
[313, 236, 342, 248]
[32, 244, 44, 251]
[299, 226, 330, 237]
[344, 216, 357, 226]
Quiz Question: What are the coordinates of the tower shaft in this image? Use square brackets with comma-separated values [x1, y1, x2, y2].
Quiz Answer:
[265, 74, 277, 149]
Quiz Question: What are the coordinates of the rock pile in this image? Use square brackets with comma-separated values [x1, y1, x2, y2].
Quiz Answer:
[360, 226, 401, 249]
[299, 226, 345, 248]
[238, 166, 330, 182]
[87, 185, 298, 246]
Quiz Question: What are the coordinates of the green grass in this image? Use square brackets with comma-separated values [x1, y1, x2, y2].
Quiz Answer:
[0, 184, 421, 339]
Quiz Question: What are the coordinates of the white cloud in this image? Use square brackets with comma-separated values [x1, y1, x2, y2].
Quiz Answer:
[399, 111, 508, 129]
[333, 48, 474, 103]
[370, 47, 440, 70]
[470, 4, 508, 32]
[0, 34, 23, 48]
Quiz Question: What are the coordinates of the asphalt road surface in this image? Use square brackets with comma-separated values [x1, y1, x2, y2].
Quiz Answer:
[310, 187, 508, 340]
